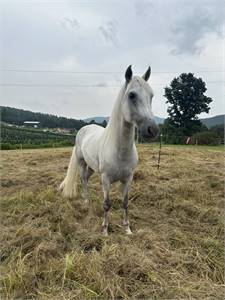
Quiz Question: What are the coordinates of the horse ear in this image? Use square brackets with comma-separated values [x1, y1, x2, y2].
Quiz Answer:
[142, 66, 151, 81]
[125, 65, 132, 82]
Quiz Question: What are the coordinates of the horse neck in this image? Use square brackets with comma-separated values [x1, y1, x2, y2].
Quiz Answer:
[104, 86, 135, 155]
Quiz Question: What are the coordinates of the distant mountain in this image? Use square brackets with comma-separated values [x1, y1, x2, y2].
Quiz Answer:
[84, 115, 224, 128]
[154, 116, 165, 124]
[200, 115, 224, 128]
[84, 115, 165, 125]
[2, 106, 223, 131]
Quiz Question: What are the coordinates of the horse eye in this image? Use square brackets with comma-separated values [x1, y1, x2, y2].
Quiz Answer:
[129, 91, 137, 100]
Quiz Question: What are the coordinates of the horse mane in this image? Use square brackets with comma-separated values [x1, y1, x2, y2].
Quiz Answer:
[102, 82, 127, 144]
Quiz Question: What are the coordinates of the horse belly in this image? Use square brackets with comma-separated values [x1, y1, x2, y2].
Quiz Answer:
[82, 141, 99, 172]
[79, 125, 104, 172]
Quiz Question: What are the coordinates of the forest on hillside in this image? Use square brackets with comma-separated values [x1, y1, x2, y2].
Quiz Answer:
[1, 106, 86, 129]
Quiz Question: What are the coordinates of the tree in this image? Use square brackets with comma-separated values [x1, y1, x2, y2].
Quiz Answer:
[161, 118, 186, 144]
[164, 73, 212, 138]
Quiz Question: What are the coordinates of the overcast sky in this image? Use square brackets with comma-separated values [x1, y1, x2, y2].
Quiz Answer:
[0, 0, 224, 119]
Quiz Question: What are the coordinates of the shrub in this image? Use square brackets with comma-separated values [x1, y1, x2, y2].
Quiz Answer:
[1, 143, 18, 150]
[210, 124, 224, 139]
[191, 131, 218, 145]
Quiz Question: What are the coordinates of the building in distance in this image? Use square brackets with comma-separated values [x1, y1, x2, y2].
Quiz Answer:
[23, 121, 40, 128]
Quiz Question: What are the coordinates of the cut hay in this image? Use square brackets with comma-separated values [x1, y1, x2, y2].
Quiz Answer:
[0, 145, 224, 299]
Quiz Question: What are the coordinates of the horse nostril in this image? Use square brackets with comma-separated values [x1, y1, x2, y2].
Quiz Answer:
[147, 127, 153, 137]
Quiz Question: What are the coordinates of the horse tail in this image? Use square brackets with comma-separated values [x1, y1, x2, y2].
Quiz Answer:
[59, 146, 79, 198]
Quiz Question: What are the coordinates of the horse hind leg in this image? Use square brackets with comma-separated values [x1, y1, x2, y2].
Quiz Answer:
[78, 160, 93, 203]
[101, 173, 111, 236]
[84, 167, 94, 201]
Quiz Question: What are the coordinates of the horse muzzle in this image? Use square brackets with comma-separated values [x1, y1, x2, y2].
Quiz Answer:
[139, 119, 159, 139]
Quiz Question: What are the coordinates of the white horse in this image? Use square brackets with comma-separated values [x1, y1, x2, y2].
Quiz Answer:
[59, 66, 159, 235]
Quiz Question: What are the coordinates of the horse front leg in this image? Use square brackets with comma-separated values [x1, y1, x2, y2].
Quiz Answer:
[121, 174, 133, 235]
[101, 173, 111, 236]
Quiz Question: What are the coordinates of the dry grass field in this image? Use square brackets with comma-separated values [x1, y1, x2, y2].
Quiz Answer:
[0, 145, 224, 299]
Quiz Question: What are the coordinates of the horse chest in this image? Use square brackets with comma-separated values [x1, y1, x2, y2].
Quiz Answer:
[101, 151, 138, 182]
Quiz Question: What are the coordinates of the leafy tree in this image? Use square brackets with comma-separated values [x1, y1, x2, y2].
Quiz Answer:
[161, 118, 186, 144]
[164, 73, 212, 138]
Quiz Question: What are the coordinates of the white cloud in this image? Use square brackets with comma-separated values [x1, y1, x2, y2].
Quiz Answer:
[0, 0, 224, 119]
[170, 5, 225, 55]
[99, 20, 118, 46]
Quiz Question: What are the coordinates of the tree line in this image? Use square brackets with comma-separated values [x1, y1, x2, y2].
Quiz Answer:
[1, 106, 86, 129]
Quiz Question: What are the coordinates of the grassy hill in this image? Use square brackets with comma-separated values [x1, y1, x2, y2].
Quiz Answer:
[0, 123, 75, 149]
[1, 145, 224, 299]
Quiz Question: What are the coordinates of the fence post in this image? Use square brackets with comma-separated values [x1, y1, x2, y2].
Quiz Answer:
[157, 133, 162, 170]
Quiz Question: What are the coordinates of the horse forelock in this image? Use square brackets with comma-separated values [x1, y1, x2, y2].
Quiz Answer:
[126, 76, 154, 97]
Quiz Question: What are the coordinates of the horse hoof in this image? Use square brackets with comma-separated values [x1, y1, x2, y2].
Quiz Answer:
[102, 226, 108, 236]
[125, 227, 133, 235]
